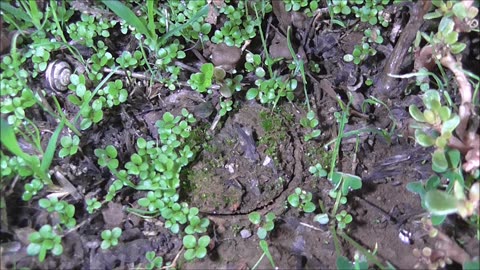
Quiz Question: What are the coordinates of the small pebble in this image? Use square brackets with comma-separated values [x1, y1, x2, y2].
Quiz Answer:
[240, 229, 252, 239]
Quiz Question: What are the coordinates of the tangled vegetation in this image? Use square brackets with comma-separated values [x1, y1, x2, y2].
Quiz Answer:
[0, 0, 478, 269]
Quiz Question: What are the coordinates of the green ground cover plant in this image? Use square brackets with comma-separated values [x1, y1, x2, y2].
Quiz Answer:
[0, 0, 478, 268]
[26, 225, 63, 262]
[183, 235, 211, 261]
[100, 227, 122, 250]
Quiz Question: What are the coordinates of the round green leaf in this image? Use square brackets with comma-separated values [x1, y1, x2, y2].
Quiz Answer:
[60, 136, 73, 147]
[65, 204, 75, 217]
[442, 115, 460, 134]
[450, 42, 466, 55]
[138, 198, 150, 207]
[106, 145, 117, 158]
[265, 212, 275, 222]
[343, 54, 354, 62]
[51, 243, 63, 256]
[101, 230, 112, 240]
[110, 238, 118, 247]
[183, 235, 196, 249]
[414, 129, 435, 147]
[112, 227, 122, 238]
[424, 190, 458, 215]
[452, 2, 467, 19]
[38, 198, 51, 209]
[246, 88, 259, 100]
[137, 137, 147, 149]
[257, 227, 267, 239]
[255, 67, 265, 78]
[184, 249, 195, 261]
[195, 246, 207, 259]
[409, 105, 426, 122]
[39, 225, 53, 236]
[27, 243, 41, 255]
[432, 150, 448, 172]
[29, 232, 42, 243]
[101, 241, 111, 250]
[288, 194, 300, 208]
[198, 235, 210, 247]
[313, 213, 329, 225]
[303, 202, 316, 213]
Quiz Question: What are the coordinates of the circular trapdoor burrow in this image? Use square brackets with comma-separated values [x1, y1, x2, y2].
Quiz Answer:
[185, 102, 296, 214]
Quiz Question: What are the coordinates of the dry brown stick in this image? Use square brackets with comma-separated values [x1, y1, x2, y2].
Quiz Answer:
[375, 1, 431, 98]
[440, 52, 479, 172]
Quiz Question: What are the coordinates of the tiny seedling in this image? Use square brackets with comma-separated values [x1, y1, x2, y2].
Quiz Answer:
[185, 207, 210, 235]
[138, 190, 165, 212]
[27, 225, 63, 262]
[116, 51, 143, 69]
[38, 197, 76, 229]
[188, 63, 214, 93]
[219, 99, 233, 116]
[94, 145, 119, 172]
[101, 227, 122, 249]
[161, 202, 189, 234]
[332, 0, 351, 15]
[22, 178, 44, 201]
[183, 235, 211, 261]
[86, 198, 102, 214]
[58, 134, 80, 158]
[300, 110, 321, 141]
[336, 210, 353, 230]
[248, 211, 275, 239]
[288, 187, 316, 213]
[309, 163, 328, 178]
[343, 42, 376, 65]
[145, 251, 164, 270]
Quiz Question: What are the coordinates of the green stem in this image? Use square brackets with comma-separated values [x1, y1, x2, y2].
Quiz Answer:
[339, 231, 390, 270]
[253, 5, 273, 78]
[49, 0, 84, 63]
[73, 67, 118, 124]
[138, 39, 155, 84]
[52, 96, 81, 136]
[331, 186, 343, 217]
[330, 225, 342, 256]
[329, 109, 348, 180]
[251, 252, 266, 270]
[286, 26, 310, 112]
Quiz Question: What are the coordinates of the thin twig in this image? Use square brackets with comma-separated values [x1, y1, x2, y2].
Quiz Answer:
[299, 221, 325, 231]
[161, 247, 184, 269]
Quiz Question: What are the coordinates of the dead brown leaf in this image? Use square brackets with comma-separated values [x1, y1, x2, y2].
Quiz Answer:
[208, 43, 242, 71]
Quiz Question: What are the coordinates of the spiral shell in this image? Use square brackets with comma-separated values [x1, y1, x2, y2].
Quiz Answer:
[45, 60, 72, 92]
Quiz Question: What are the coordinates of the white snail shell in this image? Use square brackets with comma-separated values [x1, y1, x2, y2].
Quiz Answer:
[45, 60, 72, 92]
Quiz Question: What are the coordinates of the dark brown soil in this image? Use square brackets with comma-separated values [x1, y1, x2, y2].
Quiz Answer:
[1, 1, 479, 270]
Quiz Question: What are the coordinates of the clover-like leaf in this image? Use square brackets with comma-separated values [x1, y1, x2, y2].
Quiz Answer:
[183, 235, 196, 249]
[341, 173, 362, 195]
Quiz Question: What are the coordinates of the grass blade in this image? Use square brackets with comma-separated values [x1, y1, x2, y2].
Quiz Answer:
[40, 121, 64, 172]
[101, 0, 152, 40]
[0, 2, 31, 23]
[259, 240, 276, 268]
[159, 4, 209, 45]
[0, 119, 31, 161]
